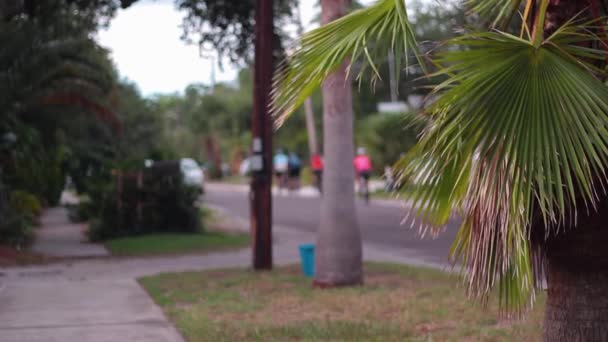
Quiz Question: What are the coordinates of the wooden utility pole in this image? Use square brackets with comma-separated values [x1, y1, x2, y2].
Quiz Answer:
[250, 0, 273, 270]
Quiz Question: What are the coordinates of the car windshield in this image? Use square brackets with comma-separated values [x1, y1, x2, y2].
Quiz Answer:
[181, 160, 199, 172]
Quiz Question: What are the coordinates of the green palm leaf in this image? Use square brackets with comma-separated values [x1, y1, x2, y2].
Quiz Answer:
[271, 0, 421, 124]
[398, 24, 608, 311]
[465, 0, 523, 27]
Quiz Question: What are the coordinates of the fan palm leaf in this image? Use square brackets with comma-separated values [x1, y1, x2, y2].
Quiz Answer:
[271, 0, 421, 124]
[465, 0, 523, 27]
[398, 21, 608, 311]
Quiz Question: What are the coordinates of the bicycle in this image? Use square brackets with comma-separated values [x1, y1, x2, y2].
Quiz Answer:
[313, 170, 322, 194]
[276, 171, 289, 194]
[357, 172, 370, 204]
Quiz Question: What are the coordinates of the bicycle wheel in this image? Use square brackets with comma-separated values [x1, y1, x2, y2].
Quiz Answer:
[362, 178, 370, 204]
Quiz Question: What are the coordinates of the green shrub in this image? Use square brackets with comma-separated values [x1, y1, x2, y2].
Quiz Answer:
[88, 162, 202, 241]
[87, 218, 104, 242]
[301, 166, 313, 186]
[0, 191, 38, 248]
[356, 113, 425, 174]
[0, 211, 34, 248]
[9, 148, 66, 206]
[9, 190, 42, 220]
[66, 198, 95, 223]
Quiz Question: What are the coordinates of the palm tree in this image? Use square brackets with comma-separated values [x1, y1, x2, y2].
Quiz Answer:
[273, 0, 418, 286]
[315, 0, 362, 287]
[272, 0, 608, 339]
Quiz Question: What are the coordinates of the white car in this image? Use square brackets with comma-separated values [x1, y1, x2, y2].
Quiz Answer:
[239, 157, 251, 176]
[180, 158, 205, 193]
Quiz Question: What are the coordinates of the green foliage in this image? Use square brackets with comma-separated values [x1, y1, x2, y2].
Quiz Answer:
[399, 22, 608, 310]
[272, 0, 421, 125]
[67, 197, 95, 223]
[8, 140, 67, 206]
[356, 113, 424, 174]
[176, 0, 296, 64]
[114, 81, 168, 163]
[104, 231, 249, 256]
[271, 0, 608, 314]
[88, 165, 202, 241]
[9, 190, 42, 220]
[0, 210, 34, 248]
[0, 0, 129, 212]
[0, 190, 40, 248]
[466, 0, 522, 27]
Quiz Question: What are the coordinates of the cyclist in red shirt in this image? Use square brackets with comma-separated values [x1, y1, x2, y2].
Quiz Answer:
[310, 154, 324, 193]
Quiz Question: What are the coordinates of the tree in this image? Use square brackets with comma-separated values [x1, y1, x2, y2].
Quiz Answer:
[176, 0, 297, 64]
[0, 2, 124, 203]
[274, 0, 418, 286]
[272, 0, 608, 339]
[314, 0, 362, 286]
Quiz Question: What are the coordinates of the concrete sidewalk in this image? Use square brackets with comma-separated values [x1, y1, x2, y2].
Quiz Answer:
[0, 205, 448, 342]
[1, 207, 183, 342]
[31, 208, 108, 258]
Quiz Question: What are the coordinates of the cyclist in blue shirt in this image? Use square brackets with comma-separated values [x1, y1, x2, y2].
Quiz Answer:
[273, 149, 289, 191]
[287, 152, 302, 190]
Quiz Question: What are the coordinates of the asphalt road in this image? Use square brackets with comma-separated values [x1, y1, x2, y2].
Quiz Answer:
[204, 184, 462, 266]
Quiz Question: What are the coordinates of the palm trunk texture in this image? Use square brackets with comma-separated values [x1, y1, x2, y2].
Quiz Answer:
[314, 0, 363, 287]
[304, 97, 319, 156]
[540, 1, 608, 340]
[543, 221, 608, 341]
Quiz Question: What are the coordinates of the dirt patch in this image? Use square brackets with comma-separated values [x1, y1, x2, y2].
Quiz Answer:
[0, 245, 51, 267]
[416, 321, 459, 334]
[364, 272, 417, 289]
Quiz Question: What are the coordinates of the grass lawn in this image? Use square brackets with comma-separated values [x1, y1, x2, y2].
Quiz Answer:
[104, 206, 249, 256]
[104, 231, 249, 256]
[140, 263, 544, 341]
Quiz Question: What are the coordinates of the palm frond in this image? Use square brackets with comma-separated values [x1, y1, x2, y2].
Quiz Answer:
[398, 22, 608, 311]
[465, 0, 523, 27]
[271, 0, 421, 125]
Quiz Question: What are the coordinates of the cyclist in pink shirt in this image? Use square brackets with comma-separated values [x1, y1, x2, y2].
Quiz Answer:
[354, 147, 372, 202]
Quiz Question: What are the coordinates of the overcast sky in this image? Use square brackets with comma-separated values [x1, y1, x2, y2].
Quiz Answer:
[96, 0, 335, 96]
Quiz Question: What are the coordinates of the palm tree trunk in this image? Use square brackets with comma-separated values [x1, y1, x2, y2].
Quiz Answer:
[537, 2, 606, 340]
[543, 220, 608, 341]
[314, 0, 362, 287]
[304, 98, 318, 156]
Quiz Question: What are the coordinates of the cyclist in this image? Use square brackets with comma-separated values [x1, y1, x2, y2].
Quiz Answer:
[287, 152, 302, 191]
[310, 153, 324, 193]
[273, 149, 289, 193]
[354, 147, 372, 202]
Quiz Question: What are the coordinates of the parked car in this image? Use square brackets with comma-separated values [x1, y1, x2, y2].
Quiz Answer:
[180, 158, 205, 193]
[239, 157, 251, 176]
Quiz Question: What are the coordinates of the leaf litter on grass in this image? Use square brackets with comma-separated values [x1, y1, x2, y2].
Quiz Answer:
[140, 263, 544, 341]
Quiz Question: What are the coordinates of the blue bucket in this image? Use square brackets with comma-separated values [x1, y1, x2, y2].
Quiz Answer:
[299, 244, 315, 277]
